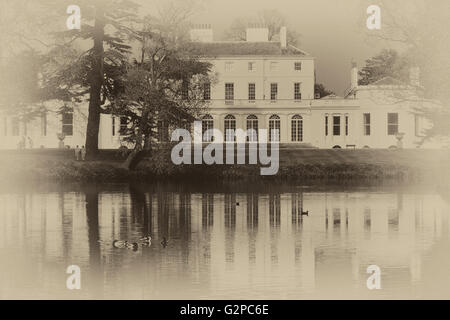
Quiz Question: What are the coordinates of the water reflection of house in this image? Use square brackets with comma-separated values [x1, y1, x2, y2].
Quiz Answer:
[0, 190, 449, 298]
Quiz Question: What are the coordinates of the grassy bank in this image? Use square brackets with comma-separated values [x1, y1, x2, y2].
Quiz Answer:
[0, 148, 449, 185]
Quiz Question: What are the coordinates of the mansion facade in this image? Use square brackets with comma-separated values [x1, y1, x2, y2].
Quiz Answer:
[0, 26, 436, 150]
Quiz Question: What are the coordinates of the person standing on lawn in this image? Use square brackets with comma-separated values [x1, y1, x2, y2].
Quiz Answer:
[75, 145, 81, 161]
[81, 146, 86, 161]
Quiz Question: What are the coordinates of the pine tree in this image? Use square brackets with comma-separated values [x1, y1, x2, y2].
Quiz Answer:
[43, 0, 140, 158]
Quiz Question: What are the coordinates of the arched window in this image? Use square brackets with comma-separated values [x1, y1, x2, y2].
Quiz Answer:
[246, 115, 258, 142]
[202, 114, 214, 142]
[269, 115, 280, 142]
[291, 115, 303, 142]
[224, 114, 236, 142]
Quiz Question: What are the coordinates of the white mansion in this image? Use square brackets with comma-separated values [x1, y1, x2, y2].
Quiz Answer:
[0, 26, 436, 150]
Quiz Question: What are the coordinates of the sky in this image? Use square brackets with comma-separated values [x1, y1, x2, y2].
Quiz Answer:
[0, 0, 413, 96]
[140, 0, 407, 95]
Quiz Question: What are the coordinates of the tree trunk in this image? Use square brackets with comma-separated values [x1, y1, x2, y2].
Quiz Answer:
[85, 6, 105, 159]
[122, 111, 151, 170]
[122, 148, 147, 170]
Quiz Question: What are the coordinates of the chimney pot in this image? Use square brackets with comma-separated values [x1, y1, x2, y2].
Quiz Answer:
[190, 24, 213, 42]
[351, 63, 358, 88]
[246, 26, 269, 42]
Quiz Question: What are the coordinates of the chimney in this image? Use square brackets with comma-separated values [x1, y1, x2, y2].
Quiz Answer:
[190, 24, 213, 42]
[351, 62, 358, 88]
[280, 26, 287, 49]
[409, 67, 420, 87]
[246, 24, 269, 42]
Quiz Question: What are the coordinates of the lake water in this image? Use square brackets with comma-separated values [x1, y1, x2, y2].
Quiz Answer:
[0, 183, 449, 300]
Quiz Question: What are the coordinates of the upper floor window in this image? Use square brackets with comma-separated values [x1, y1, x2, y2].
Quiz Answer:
[333, 116, 341, 136]
[270, 62, 278, 71]
[225, 62, 234, 72]
[225, 83, 234, 102]
[294, 83, 301, 100]
[203, 82, 211, 101]
[248, 83, 256, 101]
[387, 113, 399, 135]
[270, 83, 278, 101]
[363, 113, 371, 136]
[294, 62, 302, 71]
[62, 112, 73, 136]
[248, 62, 256, 72]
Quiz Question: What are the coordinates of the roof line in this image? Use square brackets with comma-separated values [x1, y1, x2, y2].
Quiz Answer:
[287, 44, 311, 56]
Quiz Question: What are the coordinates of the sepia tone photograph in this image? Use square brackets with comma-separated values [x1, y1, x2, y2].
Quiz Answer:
[0, 0, 450, 304]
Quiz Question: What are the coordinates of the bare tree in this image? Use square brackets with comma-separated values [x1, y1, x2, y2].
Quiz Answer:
[365, 0, 450, 141]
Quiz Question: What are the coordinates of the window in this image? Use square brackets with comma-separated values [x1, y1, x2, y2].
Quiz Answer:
[224, 114, 236, 142]
[41, 113, 47, 136]
[202, 115, 214, 142]
[294, 83, 301, 100]
[333, 116, 341, 136]
[120, 117, 128, 135]
[325, 115, 329, 136]
[363, 113, 371, 136]
[248, 83, 256, 101]
[269, 115, 280, 142]
[388, 113, 399, 135]
[294, 62, 302, 71]
[62, 112, 73, 136]
[248, 62, 256, 72]
[291, 115, 303, 142]
[225, 62, 234, 72]
[225, 83, 234, 103]
[203, 82, 211, 101]
[270, 83, 278, 101]
[270, 62, 278, 71]
[345, 115, 349, 136]
[112, 116, 116, 136]
[246, 115, 258, 142]
[12, 117, 19, 136]
[2, 117, 6, 136]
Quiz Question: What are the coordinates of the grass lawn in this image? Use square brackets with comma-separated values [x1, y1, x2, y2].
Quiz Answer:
[0, 148, 448, 183]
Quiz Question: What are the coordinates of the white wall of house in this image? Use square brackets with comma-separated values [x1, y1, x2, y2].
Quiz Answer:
[209, 57, 315, 102]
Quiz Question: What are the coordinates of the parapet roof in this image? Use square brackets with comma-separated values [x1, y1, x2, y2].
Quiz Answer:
[187, 41, 309, 57]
